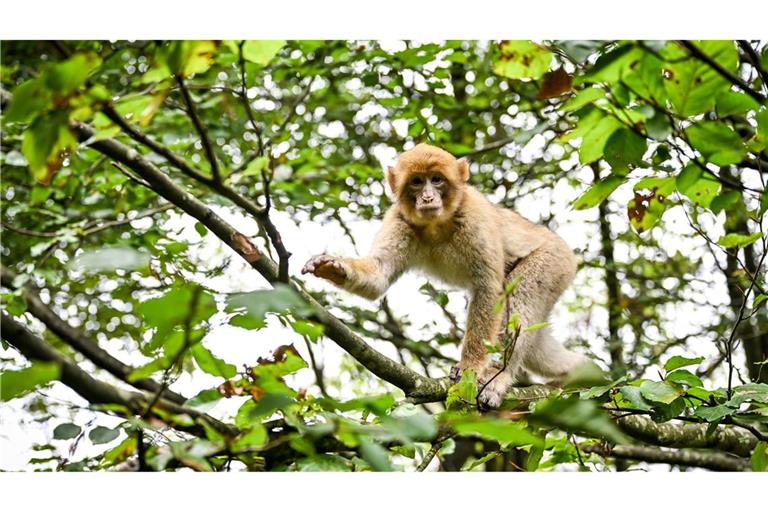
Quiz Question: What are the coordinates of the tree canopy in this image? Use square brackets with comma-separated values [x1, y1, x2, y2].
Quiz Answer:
[1, 40, 767, 472]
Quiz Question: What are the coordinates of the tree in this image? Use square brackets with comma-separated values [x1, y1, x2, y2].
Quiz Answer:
[1, 40, 766, 472]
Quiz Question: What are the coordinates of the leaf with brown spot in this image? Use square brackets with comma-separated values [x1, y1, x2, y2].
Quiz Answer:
[628, 177, 676, 233]
[538, 67, 573, 99]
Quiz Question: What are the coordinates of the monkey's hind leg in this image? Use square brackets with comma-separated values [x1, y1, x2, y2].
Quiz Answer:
[476, 238, 577, 408]
[521, 329, 584, 385]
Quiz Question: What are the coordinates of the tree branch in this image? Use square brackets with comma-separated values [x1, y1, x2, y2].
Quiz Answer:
[614, 414, 758, 457]
[67, 116, 441, 399]
[582, 443, 751, 471]
[677, 40, 766, 103]
[0, 311, 238, 438]
[1, 266, 187, 404]
[737, 40, 768, 91]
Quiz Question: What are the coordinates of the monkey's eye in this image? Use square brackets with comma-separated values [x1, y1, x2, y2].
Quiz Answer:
[430, 175, 444, 185]
[410, 176, 424, 186]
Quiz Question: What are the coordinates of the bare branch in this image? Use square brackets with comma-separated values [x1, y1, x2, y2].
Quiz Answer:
[614, 414, 758, 457]
[583, 443, 751, 471]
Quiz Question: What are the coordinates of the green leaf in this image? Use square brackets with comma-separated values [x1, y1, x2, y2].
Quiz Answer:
[756, 108, 768, 142]
[194, 222, 208, 237]
[53, 423, 82, 440]
[622, 51, 666, 103]
[710, 190, 741, 215]
[494, 41, 553, 80]
[718, 232, 762, 249]
[562, 87, 606, 112]
[603, 128, 647, 168]
[45, 52, 102, 95]
[581, 44, 643, 85]
[184, 388, 222, 412]
[752, 442, 768, 472]
[70, 247, 151, 274]
[161, 41, 217, 77]
[5, 78, 51, 123]
[296, 454, 351, 472]
[240, 156, 269, 177]
[0, 361, 60, 401]
[291, 320, 324, 342]
[137, 286, 216, 352]
[231, 425, 268, 452]
[445, 369, 478, 411]
[716, 91, 760, 117]
[572, 175, 625, 210]
[190, 344, 237, 378]
[676, 164, 720, 208]
[450, 416, 541, 446]
[618, 386, 653, 411]
[88, 426, 120, 445]
[241, 41, 286, 66]
[652, 396, 686, 423]
[685, 121, 747, 166]
[663, 355, 705, 371]
[693, 404, 735, 422]
[532, 397, 629, 444]
[645, 110, 672, 141]
[753, 294, 767, 309]
[665, 369, 703, 388]
[227, 284, 311, 329]
[663, 40, 738, 117]
[579, 115, 623, 164]
[358, 437, 393, 471]
[639, 380, 684, 404]
[523, 322, 549, 333]
[580, 376, 627, 400]
[21, 110, 78, 184]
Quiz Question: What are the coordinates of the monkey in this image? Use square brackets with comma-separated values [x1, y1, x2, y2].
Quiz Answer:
[301, 143, 584, 408]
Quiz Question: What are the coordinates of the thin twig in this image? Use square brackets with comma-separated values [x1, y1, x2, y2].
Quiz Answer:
[416, 440, 443, 471]
[237, 40, 265, 156]
[737, 40, 768, 92]
[175, 75, 222, 183]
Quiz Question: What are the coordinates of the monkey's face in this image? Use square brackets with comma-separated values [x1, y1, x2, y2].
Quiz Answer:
[387, 144, 470, 225]
[407, 172, 448, 218]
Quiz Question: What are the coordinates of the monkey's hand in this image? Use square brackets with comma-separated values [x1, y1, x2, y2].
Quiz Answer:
[449, 362, 487, 384]
[301, 254, 349, 286]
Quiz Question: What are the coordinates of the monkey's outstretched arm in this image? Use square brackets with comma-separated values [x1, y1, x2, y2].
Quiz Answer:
[302, 210, 412, 300]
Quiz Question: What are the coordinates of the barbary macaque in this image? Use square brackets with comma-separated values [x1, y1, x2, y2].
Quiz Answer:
[302, 143, 584, 408]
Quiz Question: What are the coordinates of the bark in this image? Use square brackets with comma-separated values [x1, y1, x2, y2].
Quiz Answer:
[615, 414, 758, 457]
[593, 165, 626, 378]
[583, 443, 751, 471]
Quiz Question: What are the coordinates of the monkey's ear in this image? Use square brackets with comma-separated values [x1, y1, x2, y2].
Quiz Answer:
[457, 157, 469, 182]
[386, 166, 398, 193]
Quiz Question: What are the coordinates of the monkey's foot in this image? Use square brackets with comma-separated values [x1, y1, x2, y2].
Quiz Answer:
[477, 385, 506, 411]
[449, 365, 462, 383]
[301, 254, 348, 285]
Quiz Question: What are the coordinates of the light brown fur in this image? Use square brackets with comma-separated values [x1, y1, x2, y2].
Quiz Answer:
[302, 144, 583, 408]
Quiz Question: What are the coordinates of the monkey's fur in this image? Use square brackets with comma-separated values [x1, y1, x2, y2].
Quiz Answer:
[302, 143, 584, 408]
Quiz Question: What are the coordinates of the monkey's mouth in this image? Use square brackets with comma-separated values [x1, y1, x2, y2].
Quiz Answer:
[416, 204, 442, 215]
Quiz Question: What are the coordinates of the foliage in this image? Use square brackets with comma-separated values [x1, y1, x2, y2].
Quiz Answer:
[1, 39, 767, 472]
